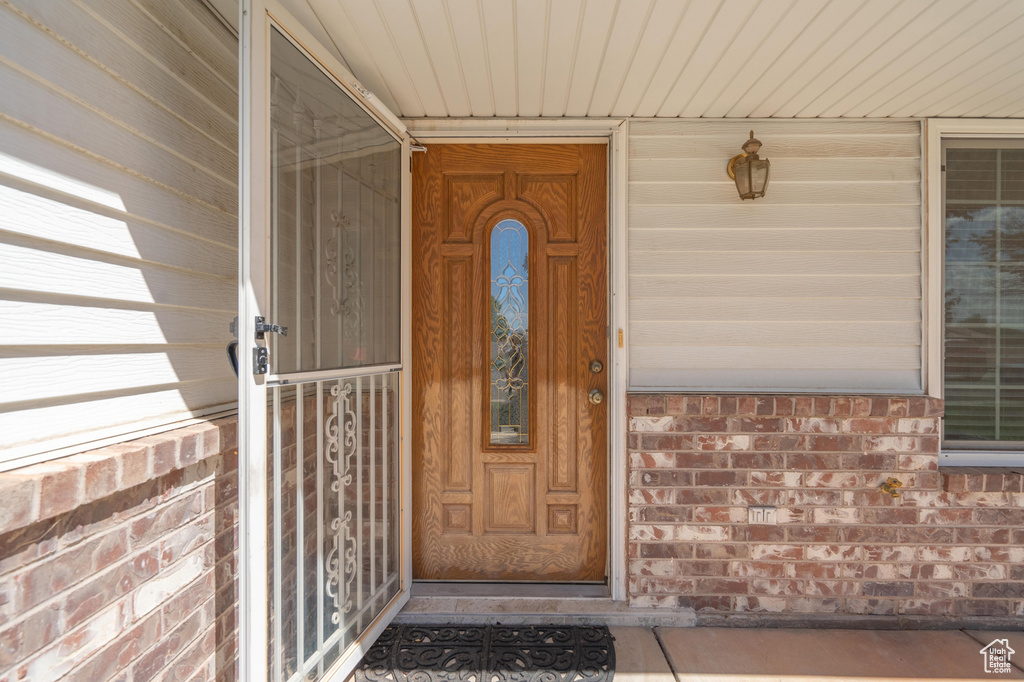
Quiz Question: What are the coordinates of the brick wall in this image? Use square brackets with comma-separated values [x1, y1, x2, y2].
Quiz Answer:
[627, 394, 1024, 625]
[0, 418, 239, 681]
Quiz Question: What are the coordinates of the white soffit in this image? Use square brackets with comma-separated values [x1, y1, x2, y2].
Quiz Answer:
[293, 0, 1024, 119]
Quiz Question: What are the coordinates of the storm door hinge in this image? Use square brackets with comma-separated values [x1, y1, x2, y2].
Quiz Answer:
[254, 316, 288, 340]
[252, 317, 287, 375]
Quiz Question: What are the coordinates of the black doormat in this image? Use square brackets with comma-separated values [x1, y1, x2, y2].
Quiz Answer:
[355, 625, 615, 682]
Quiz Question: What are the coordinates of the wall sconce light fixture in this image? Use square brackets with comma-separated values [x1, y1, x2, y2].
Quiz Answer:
[727, 130, 771, 200]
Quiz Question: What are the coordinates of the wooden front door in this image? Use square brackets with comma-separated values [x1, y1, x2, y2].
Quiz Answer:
[412, 144, 608, 581]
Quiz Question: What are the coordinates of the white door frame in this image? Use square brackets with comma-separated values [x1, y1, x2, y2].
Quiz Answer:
[239, 2, 413, 679]
[404, 119, 630, 601]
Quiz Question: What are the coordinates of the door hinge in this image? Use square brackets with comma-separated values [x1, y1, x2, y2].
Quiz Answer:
[254, 316, 288, 340]
[252, 317, 285, 374]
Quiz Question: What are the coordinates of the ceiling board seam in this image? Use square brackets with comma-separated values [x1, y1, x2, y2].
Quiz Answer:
[796, 0, 960, 117]
[560, 0, 589, 117]
[537, 0, 551, 118]
[624, 116, 924, 124]
[967, 83, 1024, 118]
[746, 0, 873, 117]
[712, 0, 823, 116]
[835, 0, 981, 116]
[322, 0, 404, 116]
[626, 246, 925, 251]
[652, 0, 726, 117]
[675, 0, 762, 117]
[693, 0, 797, 119]
[617, 0, 691, 117]
[602, 0, 656, 118]
[908, 14, 1024, 117]
[404, 0, 451, 117]
[943, 67, 1024, 118]
[302, 0, 356, 75]
[987, 79, 1024, 117]
[711, 0, 828, 117]
[512, 0, 520, 116]
[917, 17, 1024, 116]
[632, 273, 920, 277]
[854, 0, 1004, 117]
[769, 0, 915, 116]
[583, 0, 624, 117]
[867, 4, 1024, 117]
[630, 179, 923, 185]
[475, 0, 496, 118]
[368, 0, 427, 116]
[628, 228, 923, 233]
[440, 0, 474, 116]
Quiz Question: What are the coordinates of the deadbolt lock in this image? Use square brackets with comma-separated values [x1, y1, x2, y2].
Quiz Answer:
[589, 359, 604, 374]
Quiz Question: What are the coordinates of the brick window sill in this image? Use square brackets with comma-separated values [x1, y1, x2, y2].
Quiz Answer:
[940, 466, 1024, 493]
[940, 466, 1024, 475]
[0, 417, 238, 535]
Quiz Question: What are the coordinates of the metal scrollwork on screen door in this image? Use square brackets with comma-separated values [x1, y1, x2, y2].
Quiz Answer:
[325, 381, 359, 623]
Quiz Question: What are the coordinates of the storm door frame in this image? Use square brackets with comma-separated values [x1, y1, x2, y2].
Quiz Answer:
[238, 2, 413, 679]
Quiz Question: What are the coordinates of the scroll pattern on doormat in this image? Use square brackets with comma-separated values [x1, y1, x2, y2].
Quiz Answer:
[354, 625, 615, 682]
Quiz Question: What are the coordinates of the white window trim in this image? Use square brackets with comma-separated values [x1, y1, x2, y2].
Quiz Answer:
[925, 119, 1024, 467]
[403, 118, 630, 601]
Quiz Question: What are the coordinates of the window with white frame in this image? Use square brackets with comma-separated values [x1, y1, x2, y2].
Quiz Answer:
[942, 141, 1024, 449]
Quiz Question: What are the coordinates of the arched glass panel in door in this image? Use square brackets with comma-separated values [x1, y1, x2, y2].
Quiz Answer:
[490, 219, 529, 445]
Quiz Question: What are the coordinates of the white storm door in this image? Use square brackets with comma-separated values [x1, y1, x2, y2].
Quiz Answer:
[239, 2, 412, 681]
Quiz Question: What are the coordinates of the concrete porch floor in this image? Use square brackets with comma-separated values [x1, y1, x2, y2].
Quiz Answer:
[614, 626, 1024, 681]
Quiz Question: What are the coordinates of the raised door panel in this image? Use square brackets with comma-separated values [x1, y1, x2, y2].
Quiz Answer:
[548, 256, 578, 493]
[520, 175, 576, 242]
[443, 256, 473, 491]
[484, 464, 536, 533]
[445, 174, 503, 242]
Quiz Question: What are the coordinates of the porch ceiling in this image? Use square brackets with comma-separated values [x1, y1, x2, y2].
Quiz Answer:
[282, 0, 1024, 120]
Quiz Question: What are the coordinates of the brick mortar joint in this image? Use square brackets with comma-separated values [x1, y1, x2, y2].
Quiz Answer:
[50, 569, 218, 682]
[0, 416, 239, 535]
[146, 594, 218, 672]
[1, 506, 221, 628]
[627, 393, 944, 418]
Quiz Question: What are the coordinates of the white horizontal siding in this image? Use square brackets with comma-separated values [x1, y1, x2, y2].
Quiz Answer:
[627, 119, 923, 393]
[0, 0, 237, 466]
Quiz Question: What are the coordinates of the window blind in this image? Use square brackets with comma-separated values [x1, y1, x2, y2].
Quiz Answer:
[944, 147, 1024, 445]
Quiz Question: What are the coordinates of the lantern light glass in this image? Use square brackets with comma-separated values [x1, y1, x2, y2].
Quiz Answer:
[727, 131, 770, 200]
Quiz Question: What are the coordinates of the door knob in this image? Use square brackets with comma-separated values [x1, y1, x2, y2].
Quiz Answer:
[588, 389, 604, 405]
[589, 359, 604, 373]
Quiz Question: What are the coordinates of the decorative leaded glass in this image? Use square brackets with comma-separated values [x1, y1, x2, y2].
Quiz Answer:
[490, 219, 529, 445]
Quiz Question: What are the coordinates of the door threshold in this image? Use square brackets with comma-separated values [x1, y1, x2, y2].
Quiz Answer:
[411, 582, 610, 599]
[397, 589, 698, 627]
